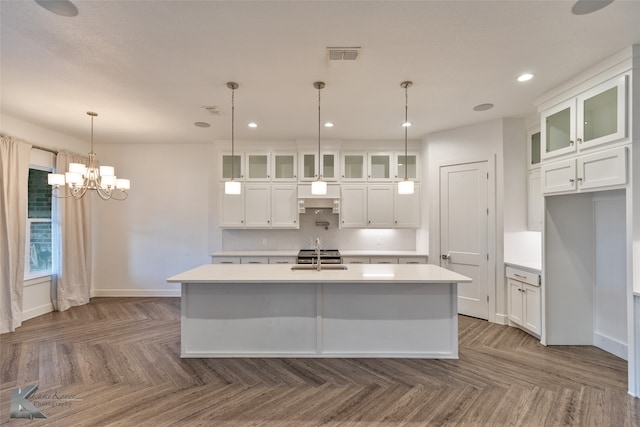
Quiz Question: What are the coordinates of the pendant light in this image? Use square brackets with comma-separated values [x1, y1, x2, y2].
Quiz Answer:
[311, 81, 327, 195]
[225, 82, 241, 195]
[398, 81, 415, 195]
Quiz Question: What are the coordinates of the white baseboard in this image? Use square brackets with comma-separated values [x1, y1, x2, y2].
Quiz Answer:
[92, 289, 181, 297]
[22, 303, 54, 321]
[493, 313, 508, 325]
[594, 332, 627, 360]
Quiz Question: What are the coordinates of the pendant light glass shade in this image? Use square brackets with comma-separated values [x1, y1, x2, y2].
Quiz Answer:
[311, 81, 327, 196]
[398, 81, 414, 195]
[225, 180, 242, 195]
[225, 82, 241, 195]
[398, 178, 414, 195]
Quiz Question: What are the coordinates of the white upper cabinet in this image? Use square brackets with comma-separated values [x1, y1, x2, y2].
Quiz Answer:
[221, 153, 244, 180]
[340, 185, 367, 228]
[367, 185, 394, 227]
[527, 129, 541, 170]
[367, 153, 393, 181]
[245, 152, 271, 181]
[219, 183, 298, 229]
[394, 185, 420, 228]
[271, 153, 297, 181]
[270, 184, 299, 228]
[244, 184, 271, 228]
[576, 75, 627, 150]
[394, 152, 420, 181]
[299, 151, 339, 181]
[341, 153, 367, 181]
[541, 75, 627, 161]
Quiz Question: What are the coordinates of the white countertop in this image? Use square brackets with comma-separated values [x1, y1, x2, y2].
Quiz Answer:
[168, 263, 469, 284]
[211, 250, 428, 257]
[504, 260, 542, 273]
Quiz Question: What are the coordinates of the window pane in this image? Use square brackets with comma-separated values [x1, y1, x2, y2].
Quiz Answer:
[29, 221, 52, 273]
[28, 169, 52, 219]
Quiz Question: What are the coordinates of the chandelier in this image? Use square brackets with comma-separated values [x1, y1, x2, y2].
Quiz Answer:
[311, 81, 327, 195]
[398, 81, 415, 195]
[48, 112, 130, 200]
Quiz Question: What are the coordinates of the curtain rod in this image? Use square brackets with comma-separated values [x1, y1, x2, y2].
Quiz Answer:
[32, 145, 59, 155]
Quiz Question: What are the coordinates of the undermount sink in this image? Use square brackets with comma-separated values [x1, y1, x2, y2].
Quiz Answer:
[291, 265, 348, 271]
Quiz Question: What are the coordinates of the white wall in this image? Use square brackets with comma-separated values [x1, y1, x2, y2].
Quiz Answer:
[425, 117, 535, 322]
[92, 143, 212, 296]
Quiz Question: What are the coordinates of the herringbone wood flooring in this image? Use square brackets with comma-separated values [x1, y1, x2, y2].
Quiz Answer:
[1, 297, 639, 426]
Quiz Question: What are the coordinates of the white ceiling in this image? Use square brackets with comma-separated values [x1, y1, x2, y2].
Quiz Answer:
[2, 1, 640, 145]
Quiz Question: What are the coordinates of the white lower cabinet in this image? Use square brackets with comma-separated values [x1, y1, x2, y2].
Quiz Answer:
[342, 256, 370, 264]
[342, 256, 427, 264]
[507, 266, 541, 337]
[541, 146, 627, 195]
[268, 257, 296, 264]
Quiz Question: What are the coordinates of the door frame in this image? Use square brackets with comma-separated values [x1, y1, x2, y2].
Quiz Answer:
[431, 155, 498, 324]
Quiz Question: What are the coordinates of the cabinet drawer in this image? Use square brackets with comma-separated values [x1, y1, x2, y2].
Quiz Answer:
[241, 257, 268, 264]
[212, 257, 241, 264]
[370, 257, 399, 264]
[342, 256, 370, 264]
[399, 257, 427, 264]
[269, 257, 296, 264]
[506, 267, 539, 286]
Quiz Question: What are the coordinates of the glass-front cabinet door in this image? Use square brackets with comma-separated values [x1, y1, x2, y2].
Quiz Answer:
[368, 153, 392, 181]
[299, 152, 338, 181]
[395, 152, 419, 181]
[541, 98, 576, 160]
[245, 153, 270, 181]
[341, 153, 366, 181]
[528, 128, 541, 170]
[221, 153, 243, 180]
[272, 153, 297, 181]
[576, 75, 627, 150]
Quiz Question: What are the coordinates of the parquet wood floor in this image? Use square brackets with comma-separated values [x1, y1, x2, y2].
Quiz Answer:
[1, 297, 639, 426]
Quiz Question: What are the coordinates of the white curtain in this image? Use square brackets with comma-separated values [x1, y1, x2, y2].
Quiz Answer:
[52, 151, 92, 311]
[0, 135, 32, 333]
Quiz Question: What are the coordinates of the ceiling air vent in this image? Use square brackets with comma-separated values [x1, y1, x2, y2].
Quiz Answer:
[327, 47, 361, 61]
[202, 106, 223, 116]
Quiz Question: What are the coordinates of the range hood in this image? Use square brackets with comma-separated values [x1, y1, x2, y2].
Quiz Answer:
[297, 184, 340, 211]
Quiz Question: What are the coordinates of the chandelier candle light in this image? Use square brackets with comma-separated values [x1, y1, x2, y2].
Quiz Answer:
[311, 81, 327, 196]
[48, 112, 130, 200]
[398, 81, 415, 195]
[225, 82, 242, 195]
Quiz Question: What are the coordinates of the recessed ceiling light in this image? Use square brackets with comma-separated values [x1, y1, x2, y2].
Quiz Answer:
[324, 122, 334, 128]
[35, 0, 78, 17]
[194, 122, 210, 128]
[402, 122, 412, 127]
[572, 0, 613, 15]
[473, 103, 494, 112]
[248, 122, 258, 128]
[517, 73, 534, 82]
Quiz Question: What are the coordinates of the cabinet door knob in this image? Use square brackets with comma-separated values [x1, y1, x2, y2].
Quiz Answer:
[577, 177, 583, 182]
[569, 140, 574, 146]
[569, 178, 575, 183]
[294, 220, 296, 223]
[577, 138, 583, 144]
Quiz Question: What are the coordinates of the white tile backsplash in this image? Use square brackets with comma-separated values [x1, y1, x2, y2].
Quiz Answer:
[221, 209, 416, 251]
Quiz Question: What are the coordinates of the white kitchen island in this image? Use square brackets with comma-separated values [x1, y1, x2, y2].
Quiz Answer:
[167, 263, 470, 359]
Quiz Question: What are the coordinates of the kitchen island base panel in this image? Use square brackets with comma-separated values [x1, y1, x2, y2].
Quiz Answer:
[181, 281, 458, 358]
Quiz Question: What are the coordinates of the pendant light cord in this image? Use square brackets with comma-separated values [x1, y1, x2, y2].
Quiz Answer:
[404, 84, 408, 180]
[231, 86, 235, 180]
[317, 86, 321, 178]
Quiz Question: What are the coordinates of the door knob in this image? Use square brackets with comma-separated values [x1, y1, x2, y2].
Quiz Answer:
[441, 253, 451, 261]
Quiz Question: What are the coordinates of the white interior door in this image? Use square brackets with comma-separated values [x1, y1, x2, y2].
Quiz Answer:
[440, 162, 489, 319]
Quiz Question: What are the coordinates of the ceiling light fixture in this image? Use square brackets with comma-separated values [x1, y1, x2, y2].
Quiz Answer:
[48, 112, 130, 200]
[311, 81, 327, 196]
[572, 0, 613, 15]
[473, 103, 494, 112]
[248, 122, 258, 128]
[517, 73, 534, 82]
[194, 121, 210, 128]
[398, 81, 414, 195]
[225, 82, 241, 195]
[324, 122, 334, 128]
[35, 0, 78, 17]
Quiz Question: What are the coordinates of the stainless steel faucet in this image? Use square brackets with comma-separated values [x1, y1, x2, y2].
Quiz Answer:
[315, 237, 321, 271]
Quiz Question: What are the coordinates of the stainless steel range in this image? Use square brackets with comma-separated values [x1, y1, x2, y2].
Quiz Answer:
[297, 249, 341, 265]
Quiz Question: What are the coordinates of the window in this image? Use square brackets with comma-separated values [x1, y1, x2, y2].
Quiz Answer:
[25, 167, 53, 278]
